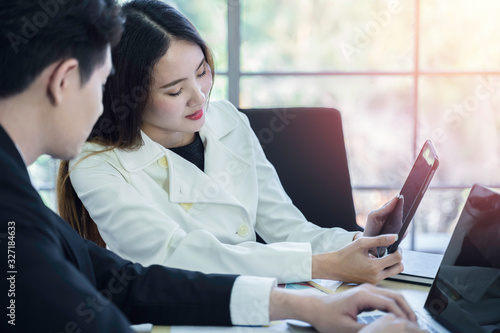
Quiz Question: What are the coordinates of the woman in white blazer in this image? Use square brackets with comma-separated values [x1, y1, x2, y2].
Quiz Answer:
[58, 0, 404, 285]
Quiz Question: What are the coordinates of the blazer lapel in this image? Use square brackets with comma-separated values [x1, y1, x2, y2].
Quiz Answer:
[114, 132, 165, 173]
[203, 131, 251, 191]
[167, 143, 250, 206]
[169, 107, 252, 206]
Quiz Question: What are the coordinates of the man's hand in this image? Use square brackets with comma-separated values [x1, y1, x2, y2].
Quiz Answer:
[269, 284, 418, 333]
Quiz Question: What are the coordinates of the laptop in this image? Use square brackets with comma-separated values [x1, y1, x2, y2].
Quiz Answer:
[358, 184, 500, 333]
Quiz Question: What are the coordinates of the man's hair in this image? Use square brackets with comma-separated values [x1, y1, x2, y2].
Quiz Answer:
[0, 0, 124, 98]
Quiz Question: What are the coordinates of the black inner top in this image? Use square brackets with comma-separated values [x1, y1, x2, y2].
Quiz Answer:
[169, 132, 205, 171]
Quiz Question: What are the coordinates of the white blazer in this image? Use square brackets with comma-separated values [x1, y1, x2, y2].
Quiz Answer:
[70, 100, 358, 283]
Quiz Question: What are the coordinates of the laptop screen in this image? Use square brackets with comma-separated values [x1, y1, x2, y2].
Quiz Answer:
[424, 184, 500, 333]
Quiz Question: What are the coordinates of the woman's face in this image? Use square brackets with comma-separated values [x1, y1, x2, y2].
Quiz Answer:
[142, 40, 212, 148]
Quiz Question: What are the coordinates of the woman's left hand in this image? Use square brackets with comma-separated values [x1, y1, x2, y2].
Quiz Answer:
[361, 195, 405, 256]
[364, 195, 403, 237]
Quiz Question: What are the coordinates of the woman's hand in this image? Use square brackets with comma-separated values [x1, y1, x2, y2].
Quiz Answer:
[358, 313, 428, 333]
[270, 284, 418, 333]
[312, 234, 403, 284]
[311, 197, 407, 284]
[362, 195, 407, 257]
[363, 195, 404, 238]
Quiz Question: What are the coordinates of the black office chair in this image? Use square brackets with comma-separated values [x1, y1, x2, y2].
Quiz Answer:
[239, 107, 360, 235]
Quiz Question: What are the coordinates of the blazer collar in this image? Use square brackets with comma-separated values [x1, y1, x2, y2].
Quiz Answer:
[113, 131, 165, 172]
[201, 101, 238, 140]
[114, 102, 240, 173]
[0, 125, 27, 169]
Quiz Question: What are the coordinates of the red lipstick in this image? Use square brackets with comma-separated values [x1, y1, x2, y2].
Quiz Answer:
[186, 109, 203, 120]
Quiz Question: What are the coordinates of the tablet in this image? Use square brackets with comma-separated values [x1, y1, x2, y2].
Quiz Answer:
[377, 140, 439, 256]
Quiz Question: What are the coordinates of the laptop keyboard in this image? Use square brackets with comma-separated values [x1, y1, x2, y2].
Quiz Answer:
[358, 312, 441, 333]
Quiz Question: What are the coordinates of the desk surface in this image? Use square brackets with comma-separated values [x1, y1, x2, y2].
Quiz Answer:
[144, 280, 431, 333]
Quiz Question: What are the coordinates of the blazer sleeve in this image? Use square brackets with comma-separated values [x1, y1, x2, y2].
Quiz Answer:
[10, 219, 236, 331]
[84, 239, 237, 326]
[87, 242, 277, 327]
[231, 107, 360, 254]
[70, 152, 314, 284]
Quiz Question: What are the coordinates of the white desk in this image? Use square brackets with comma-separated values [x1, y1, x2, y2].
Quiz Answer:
[151, 322, 290, 333]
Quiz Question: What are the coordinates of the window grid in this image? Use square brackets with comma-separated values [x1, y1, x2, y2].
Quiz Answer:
[229, 0, 500, 186]
[228, 0, 500, 252]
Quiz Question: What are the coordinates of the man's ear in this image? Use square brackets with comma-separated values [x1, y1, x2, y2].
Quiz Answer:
[47, 59, 79, 106]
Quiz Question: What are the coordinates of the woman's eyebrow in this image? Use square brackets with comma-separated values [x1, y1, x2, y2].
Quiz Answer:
[159, 59, 205, 89]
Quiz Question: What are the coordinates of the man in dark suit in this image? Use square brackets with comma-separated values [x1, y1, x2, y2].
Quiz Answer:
[0, 1, 425, 332]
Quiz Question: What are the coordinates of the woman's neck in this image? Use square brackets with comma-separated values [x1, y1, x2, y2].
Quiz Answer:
[141, 126, 196, 149]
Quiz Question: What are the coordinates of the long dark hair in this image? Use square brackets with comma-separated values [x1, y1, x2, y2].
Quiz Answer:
[58, 0, 215, 246]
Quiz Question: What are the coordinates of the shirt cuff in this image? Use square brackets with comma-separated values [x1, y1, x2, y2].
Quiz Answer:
[229, 276, 277, 326]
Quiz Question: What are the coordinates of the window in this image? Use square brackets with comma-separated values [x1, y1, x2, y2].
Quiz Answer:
[28, 155, 58, 211]
[33, 0, 500, 253]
